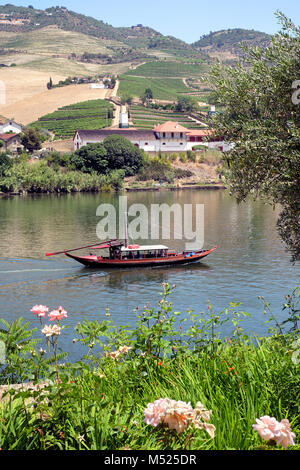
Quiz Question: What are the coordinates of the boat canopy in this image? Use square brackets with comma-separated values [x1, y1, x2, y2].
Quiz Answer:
[121, 245, 168, 252]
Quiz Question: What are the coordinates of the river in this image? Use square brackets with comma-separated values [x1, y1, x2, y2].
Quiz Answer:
[0, 190, 299, 361]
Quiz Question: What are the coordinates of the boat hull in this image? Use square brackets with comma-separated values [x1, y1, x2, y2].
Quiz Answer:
[65, 247, 218, 268]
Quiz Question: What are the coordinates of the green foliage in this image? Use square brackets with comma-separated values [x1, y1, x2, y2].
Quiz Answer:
[136, 155, 193, 182]
[175, 96, 197, 112]
[31, 100, 113, 139]
[71, 136, 144, 177]
[187, 150, 197, 162]
[0, 153, 13, 176]
[0, 285, 299, 450]
[193, 28, 271, 56]
[0, 160, 123, 194]
[20, 128, 42, 153]
[119, 75, 192, 101]
[209, 12, 300, 261]
[140, 87, 153, 105]
[102, 135, 145, 176]
[0, 317, 38, 383]
[45, 151, 70, 170]
[71, 143, 108, 174]
[47, 77, 53, 90]
[125, 61, 208, 78]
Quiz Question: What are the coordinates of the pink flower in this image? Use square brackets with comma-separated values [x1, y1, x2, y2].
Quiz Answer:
[162, 400, 194, 434]
[144, 398, 170, 427]
[118, 346, 132, 354]
[253, 416, 296, 449]
[48, 306, 68, 322]
[42, 324, 61, 337]
[108, 350, 121, 360]
[31, 305, 49, 318]
[143, 398, 215, 436]
[277, 419, 296, 449]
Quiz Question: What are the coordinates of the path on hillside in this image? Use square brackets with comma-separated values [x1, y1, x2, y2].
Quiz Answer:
[108, 80, 122, 128]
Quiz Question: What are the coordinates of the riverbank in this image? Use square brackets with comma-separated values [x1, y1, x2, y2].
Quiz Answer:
[0, 183, 226, 196]
[0, 150, 225, 195]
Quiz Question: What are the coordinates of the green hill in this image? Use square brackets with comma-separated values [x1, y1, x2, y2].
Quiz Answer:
[192, 28, 271, 60]
[0, 4, 193, 51]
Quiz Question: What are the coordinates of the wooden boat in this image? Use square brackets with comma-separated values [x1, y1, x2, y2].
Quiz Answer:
[46, 239, 218, 269]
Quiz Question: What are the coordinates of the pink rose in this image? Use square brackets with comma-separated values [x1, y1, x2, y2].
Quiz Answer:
[42, 324, 61, 337]
[48, 306, 68, 322]
[253, 416, 296, 449]
[31, 305, 49, 318]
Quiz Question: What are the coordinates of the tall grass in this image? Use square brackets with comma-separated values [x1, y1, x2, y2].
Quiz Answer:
[0, 284, 299, 450]
[0, 160, 123, 193]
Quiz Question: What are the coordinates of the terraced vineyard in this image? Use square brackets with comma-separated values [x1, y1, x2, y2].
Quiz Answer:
[30, 99, 114, 138]
[126, 61, 209, 78]
[119, 75, 191, 101]
[130, 105, 206, 129]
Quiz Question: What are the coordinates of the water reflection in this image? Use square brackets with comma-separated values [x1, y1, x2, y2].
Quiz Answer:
[0, 191, 299, 361]
[75, 262, 212, 290]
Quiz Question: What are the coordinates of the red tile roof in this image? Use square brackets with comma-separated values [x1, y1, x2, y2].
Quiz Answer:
[0, 133, 19, 142]
[154, 121, 188, 133]
[186, 129, 212, 137]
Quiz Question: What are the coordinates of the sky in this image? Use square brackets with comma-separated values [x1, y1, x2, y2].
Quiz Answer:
[2, 0, 300, 43]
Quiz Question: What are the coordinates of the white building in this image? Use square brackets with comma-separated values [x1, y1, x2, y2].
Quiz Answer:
[89, 83, 106, 89]
[119, 106, 129, 129]
[0, 120, 23, 134]
[73, 121, 229, 152]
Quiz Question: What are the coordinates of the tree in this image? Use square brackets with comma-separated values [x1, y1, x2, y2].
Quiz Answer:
[47, 77, 53, 90]
[103, 135, 144, 176]
[208, 12, 300, 262]
[121, 94, 133, 106]
[71, 136, 144, 176]
[0, 153, 13, 177]
[141, 88, 153, 106]
[71, 143, 108, 174]
[175, 96, 197, 112]
[20, 128, 42, 153]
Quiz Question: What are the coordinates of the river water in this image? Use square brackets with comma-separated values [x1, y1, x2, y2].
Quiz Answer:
[0, 190, 299, 361]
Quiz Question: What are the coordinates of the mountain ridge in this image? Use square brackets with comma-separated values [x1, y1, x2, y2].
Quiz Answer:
[0, 4, 271, 55]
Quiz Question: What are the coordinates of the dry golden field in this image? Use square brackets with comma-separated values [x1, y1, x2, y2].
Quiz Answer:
[0, 75, 110, 124]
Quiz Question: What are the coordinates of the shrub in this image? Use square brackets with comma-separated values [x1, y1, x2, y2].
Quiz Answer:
[179, 152, 187, 163]
[103, 135, 145, 176]
[187, 150, 197, 162]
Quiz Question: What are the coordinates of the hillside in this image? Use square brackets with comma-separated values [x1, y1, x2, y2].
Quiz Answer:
[0, 5, 273, 126]
[0, 4, 193, 52]
[192, 28, 271, 61]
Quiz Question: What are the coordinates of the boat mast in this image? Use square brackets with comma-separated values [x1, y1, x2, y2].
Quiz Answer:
[124, 212, 128, 248]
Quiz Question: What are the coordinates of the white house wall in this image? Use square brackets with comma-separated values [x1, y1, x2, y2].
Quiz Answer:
[0, 122, 22, 134]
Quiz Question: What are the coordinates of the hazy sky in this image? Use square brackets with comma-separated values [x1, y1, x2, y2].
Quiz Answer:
[4, 0, 300, 43]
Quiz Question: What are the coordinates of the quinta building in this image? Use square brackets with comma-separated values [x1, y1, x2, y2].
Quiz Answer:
[73, 121, 231, 153]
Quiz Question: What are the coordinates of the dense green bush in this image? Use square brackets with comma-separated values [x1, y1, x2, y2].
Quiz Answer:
[70, 136, 145, 177]
[0, 153, 13, 177]
[102, 135, 145, 176]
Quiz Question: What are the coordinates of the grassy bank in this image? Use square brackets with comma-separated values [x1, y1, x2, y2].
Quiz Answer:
[0, 149, 223, 194]
[0, 284, 299, 450]
[0, 160, 124, 193]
